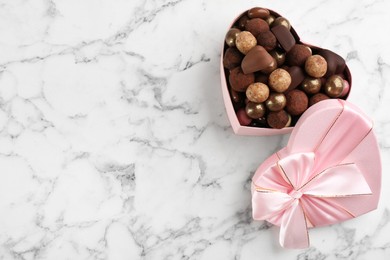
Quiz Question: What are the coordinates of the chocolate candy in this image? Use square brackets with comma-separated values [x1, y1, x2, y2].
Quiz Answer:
[324, 75, 344, 97]
[257, 30, 277, 51]
[223, 47, 243, 69]
[267, 110, 291, 129]
[305, 55, 327, 78]
[269, 48, 286, 66]
[248, 7, 270, 19]
[309, 93, 330, 106]
[268, 68, 291, 93]
[301, 77, 322, 94]
[223, 8, 350, 129]
[285, 89, 308, 116]
[287, 66, 305, 91]
[237, 108, 252, 125]
[246, 102, 266, 119]
[229, 67, 255, 92]
[271, 25, 295, 52]
[265, 93, 286, 111]
[245, 18, 269, 37]
[236, 31, 257, 55]
[225, 28, 241, 47]
[318, 49, 346, 77]
[246, 82, 270, 103]
[241, 46, 274, 74]
[272, 17, 291, 30]
[238, 16, 249, 29]
[286, 44, 312, 66]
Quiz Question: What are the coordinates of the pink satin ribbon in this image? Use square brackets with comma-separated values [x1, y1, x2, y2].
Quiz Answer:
[252, 101, 375, 249]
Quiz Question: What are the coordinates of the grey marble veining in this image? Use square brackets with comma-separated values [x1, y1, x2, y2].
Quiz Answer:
[0, 0, 389, 259]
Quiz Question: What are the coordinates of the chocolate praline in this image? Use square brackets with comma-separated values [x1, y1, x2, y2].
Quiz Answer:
[286, 44, 312, 66]
[267, 110, 291, 129]
[245, 102, 266, 119]
[238, 15, 249, 29]
[248, 7, 270, 19]
[285, 89, 308, 116]
[269, 48, 286, 66]
[245, 18, 269, 37]
[324, 75, 345, 97]
[229, 67, 255, 92]
[223, 47, 243, 70]
[246, 82, 270, 103]
[236, 108, 252, 126]
[225, 28, 241, 47]
[305, 55, 327, 78]
[265, 92, 287, 112]
[235, 31, 257, 55]
[272, 17, 291, 30]
[301, 77, 322, 94]
[268, 68, 291, 93]
[309, 93, 330, 106]
[257, 30, 277, 51]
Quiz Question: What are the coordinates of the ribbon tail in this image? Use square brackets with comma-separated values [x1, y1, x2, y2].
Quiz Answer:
[279, 200, 309, 249]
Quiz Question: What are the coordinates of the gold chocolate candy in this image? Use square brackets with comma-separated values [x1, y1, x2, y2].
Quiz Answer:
[324, 75, 344, 97]
[265, 93, 287, 112]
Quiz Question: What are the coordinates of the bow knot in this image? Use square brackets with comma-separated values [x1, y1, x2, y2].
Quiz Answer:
[252, 152, 372, 249]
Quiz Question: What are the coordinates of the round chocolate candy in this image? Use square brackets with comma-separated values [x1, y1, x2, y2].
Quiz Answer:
[257, 30, 277, 51]
[223, 47, 243, 70]
[237, 108, 252, 126]
[267, 110, 291, 129]
[305, 55, 327, 78]
[301, 77, 322, 94]
[246, 82, 270, 103]
[269, 48, 286, 66]
[268, 68, 291, 93]
[265, 15, 275, 26]
[286, 44, 312, 66]
[309, 93, 330, 106]
[245, 102, 266, 119]
[248, 7, 270, 19]
[250, 117, 268, 127]
[324, 75, 345, 97]
[272, 17, 291, 30]
[285, 89, 308, 116]
[225, 28, 241, 47]
[229, 67, 255, 92]
[238, 15, 249, 29]
[245, 18, 269, 37]
[235, 31, 257, 55]
[265, 93, 287, 111]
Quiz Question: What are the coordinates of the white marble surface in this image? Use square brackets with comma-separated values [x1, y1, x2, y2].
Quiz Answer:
[0, 0, 390, 259]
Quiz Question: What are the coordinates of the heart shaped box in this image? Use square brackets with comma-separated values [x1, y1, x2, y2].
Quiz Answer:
[251, 99, 381, 248]
[221, 9, 352, 136]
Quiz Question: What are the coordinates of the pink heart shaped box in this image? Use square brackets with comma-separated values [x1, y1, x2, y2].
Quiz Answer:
[220, 9, 352, 136]
[251, 99, 381, 248]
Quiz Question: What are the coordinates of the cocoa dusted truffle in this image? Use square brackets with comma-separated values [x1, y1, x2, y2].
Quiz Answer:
[235, 31, 257, 55]
[305, 55, 327, 78]
[267, 110, 291, 129]
[257, 30, 277, 51]
[223, 47, 244, 70]
[286, 44, 312, 66]
[246, 82, 270, 103]
[245, 18, 269, 37]
[229, 67, 255, 92]
[309, 93, 330, 106]
[285, 89, 308, 115]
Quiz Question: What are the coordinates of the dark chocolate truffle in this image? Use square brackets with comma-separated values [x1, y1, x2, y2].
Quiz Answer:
[245, 18, 269, 37]
[309, 93, 330, 106]
[286, 44, 312, 66]
[285, 89, 308, 116]
[267, 110, 291, 129]
[257, 30, 277, 51]
[223, 47, 243, 70]
[229, 67, 255, 92]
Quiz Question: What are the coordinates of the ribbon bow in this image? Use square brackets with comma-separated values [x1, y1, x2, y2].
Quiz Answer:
[252, 152, 372, 249]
